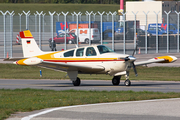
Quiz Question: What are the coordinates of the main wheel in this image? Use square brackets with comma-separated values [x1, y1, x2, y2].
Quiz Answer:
[112, 76, 121, 85]
[124, 79, 131, 86]
[72, 77, 81, 86]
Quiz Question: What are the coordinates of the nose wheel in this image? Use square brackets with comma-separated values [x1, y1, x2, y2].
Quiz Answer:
[124, 72, 131, 86]
[124, 79, 131, 86]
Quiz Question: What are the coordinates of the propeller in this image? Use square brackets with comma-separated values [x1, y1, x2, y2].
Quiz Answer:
[121, 45, 138, 77]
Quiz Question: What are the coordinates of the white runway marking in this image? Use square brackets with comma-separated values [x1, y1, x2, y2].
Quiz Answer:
[21, 98, 180, 120]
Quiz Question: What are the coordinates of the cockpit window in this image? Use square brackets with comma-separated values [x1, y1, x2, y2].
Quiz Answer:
[76, 48, 84, 57]
[86, 47, 97, 56]
[97, 45, 114, 54]
[64, 50, 74, 57]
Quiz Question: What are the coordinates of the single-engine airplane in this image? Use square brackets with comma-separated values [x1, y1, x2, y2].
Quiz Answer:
[4, 30, 177, 86]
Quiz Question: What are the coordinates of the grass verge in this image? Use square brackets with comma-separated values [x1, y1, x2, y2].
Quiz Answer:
[0, 63, 180, 81]
[0, 3, 119, 13]
[1, 89, 180, 120]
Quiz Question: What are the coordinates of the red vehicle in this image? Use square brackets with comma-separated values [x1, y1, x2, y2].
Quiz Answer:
[49, 33, 77, 49]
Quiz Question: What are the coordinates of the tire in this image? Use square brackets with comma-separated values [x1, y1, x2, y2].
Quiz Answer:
[124, 79, 131, 86]
[85, 39, 89, 44]
[72, 77, 81, 86]
[112, 76, 121, 85]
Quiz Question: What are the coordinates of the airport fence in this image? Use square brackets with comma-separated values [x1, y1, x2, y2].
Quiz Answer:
[0, 10, 180, 58]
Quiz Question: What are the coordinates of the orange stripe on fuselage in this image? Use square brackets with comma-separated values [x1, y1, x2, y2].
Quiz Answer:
[43, 59, 124, 62]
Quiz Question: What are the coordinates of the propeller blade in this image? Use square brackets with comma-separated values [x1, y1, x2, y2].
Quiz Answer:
[132, 62, 138, 77]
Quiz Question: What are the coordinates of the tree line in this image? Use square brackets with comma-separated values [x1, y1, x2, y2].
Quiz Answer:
[0, 0, 142, 4]
[1, 0, 177, 4]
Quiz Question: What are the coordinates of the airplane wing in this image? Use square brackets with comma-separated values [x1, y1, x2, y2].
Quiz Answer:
[38, 61, 105, 73]
[135, 56, 177, 66]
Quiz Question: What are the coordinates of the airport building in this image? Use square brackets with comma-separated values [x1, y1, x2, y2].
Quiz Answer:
[126, 1, 180, 29]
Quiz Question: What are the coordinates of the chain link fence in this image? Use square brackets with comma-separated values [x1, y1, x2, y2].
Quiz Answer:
[0, 10, 180, 58]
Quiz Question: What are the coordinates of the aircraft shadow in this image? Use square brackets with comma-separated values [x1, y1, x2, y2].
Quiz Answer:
[31, 81, 180, 87]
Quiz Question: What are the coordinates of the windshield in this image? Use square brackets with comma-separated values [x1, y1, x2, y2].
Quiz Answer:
[97, 45, 114, 54]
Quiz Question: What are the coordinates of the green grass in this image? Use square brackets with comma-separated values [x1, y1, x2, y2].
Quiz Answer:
[0, 63, 180, 119]
[0, 63, 180, 81]
[0, 3, 119, 14]
[0, 89, 180, 120]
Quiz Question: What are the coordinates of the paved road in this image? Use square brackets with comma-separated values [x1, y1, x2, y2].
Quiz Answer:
[7, 98, 180, 120]
[1, 79, 180, 93]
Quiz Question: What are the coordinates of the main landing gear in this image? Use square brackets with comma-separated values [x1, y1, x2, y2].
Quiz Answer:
[112, 76, 121, 85]
[72, 77, 81, 86]
[72, 74, 131, 86]
[112, 72, 131, 86]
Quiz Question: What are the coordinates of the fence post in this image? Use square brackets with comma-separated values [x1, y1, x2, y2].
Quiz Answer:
[71, 13, 74, 21]
[23, 11, 30, 30]
[121, 12, 127, 54]
[79, 13, 82, 21]
[18, 13, 23, 31]
[164, 11, 171, 53]
[42, 13, 46, 43]
[34, 13, 37, 40]
[56, 13, 61, 21]
[0, 11, 8, 58]
[98, 11, 105, 45]
[106, 12, 110, 21]
[143, 11, 149, 54]
[49, 11, 56, 51]
[154, 11, 160, 53]
[175, 11, 180, 53]
[36, 11, 43, 50]
[8, 11, 14, 58]
[92, 13, 96, 21]
[74, 12, 81, 47]
[62, 12, 69, 50]
[109, 11, 117, 51]
[132, 11, 138, 54]
[86, 11, 93, 46]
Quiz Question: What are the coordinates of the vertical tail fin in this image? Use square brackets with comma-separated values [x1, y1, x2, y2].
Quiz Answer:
[19, 30, 44, 57]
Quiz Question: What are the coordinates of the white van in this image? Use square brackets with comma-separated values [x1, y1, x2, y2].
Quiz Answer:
[69, 28, 100, 44]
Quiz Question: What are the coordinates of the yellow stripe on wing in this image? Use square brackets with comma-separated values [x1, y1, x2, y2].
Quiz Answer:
[156, 56, 174, 63]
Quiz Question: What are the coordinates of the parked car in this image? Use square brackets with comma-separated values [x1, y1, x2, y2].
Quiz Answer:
[49, 33, 77, 49]
[115, 28, 151, 40]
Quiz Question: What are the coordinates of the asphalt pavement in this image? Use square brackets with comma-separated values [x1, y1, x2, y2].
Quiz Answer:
[1, 79, 180, 93]
[7, 98, 180, 120]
